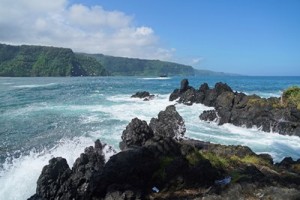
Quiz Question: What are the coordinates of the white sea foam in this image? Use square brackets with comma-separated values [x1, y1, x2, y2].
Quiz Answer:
[244, 91, 281, 98]
[163, 100, 300, 162]
[105, 94, 173, 122]
[1, 92, 300, 200]
[1, 82, 13, 85]
[139, 77, 171, 80]
[80, 114, 104, 124]
[0, 137, 95, 200]
[13, 83, 57, 88]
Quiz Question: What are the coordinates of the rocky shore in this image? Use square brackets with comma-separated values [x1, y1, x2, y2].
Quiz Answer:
[29, 105, 300, 200]
[170, 79, 300, 136]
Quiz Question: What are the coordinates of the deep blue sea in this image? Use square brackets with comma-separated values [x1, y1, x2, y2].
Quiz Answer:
[1, 76, 300, 199]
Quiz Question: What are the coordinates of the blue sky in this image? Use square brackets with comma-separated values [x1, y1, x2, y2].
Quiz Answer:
[1, 0, 299, 75]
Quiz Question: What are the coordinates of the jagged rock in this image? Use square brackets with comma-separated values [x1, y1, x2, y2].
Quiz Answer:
[149, 105, 186, 138]
[200, 110, 218, 122]
[276, 157, 298, 169]
[169, 80, 206, 105]
[144, 136, 182, 157]
[199, 83, 209, 92]
[180, 79, 190, 92]
[131, 91, 155, 101]
[215, 82, 233, 95]
[29, 140, 106, 200]
[131, 91, 150, 98]
[169, 88, 181, 101]
[169, 79, 193, 102]
[29, 105, 300, 200]
[119, 118, 154, 150]
[170, 79, 300, 136]
[31, 157, 72, 200]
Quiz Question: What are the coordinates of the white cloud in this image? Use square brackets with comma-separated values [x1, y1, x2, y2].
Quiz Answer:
[192, 57, 203, 64]
[0, 0, 174, 61]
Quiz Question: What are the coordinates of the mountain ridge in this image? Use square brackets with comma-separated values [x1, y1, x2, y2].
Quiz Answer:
[0, 43, 236, 77]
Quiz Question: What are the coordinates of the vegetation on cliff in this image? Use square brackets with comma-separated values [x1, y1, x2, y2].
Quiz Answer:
[0, 43, 233, 77]
[81, 53, 195, 76]
[0, 44, 108, 77]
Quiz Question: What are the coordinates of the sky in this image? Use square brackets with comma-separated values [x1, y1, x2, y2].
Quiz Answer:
[0, 0, 299, 75]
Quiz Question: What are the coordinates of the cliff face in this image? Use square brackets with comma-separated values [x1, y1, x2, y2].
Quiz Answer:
[0, 44, 108, 77]
[29, 105, 300, 200]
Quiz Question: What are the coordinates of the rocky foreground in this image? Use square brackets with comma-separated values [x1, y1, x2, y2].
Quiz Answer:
[29, 104, 300, 200]
[170, 79, 300, 136]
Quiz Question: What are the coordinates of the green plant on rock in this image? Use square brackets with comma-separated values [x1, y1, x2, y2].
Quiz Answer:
[200, 152, 230, 169]
[291, 163, 300, 174]
[229, 170, 251, 183]
[152, 156, 174, 181]
[186, 150, 204, 166]
[230, 155, 270, 167]
[282, 86, 300, 109]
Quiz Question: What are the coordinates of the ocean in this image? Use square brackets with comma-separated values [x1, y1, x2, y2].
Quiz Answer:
[1, 76, 300, 200]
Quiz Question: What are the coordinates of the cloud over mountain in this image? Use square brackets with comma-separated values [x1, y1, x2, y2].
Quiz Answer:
[0, 0, 174, 60]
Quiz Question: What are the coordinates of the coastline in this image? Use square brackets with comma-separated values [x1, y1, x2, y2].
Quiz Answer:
[1, 76, 300, 199]
[28, 81, 300, 199]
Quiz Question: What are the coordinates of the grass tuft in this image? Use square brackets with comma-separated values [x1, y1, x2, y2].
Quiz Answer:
[282, 86, 300, 109]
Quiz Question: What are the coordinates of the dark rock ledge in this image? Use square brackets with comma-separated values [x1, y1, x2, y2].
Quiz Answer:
[169, 79, 300, 136]
[29, 105, 300, 200]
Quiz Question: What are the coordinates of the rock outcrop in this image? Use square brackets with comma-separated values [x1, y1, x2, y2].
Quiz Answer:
[29, 140, 105, 200]
[29, 105, 300, 200]
[169, 79, 300, 136]
[149, 105, 186, 138]
[131, 91, 155, 101]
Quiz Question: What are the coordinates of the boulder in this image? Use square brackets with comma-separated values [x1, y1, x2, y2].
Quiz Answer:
[131, 91, 154, 101]
[131, 91, 150, 98]
[200, 110, 218, 122]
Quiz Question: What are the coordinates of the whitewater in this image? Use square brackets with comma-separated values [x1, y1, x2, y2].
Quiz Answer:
[0, 76, 300, 200]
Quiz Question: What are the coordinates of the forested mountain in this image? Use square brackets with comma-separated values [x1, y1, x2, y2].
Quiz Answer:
[194, 69, 240, 76]
[0, 44, 108, 77]
[0, 43, 235, 77]
[82, 53, 195, 76]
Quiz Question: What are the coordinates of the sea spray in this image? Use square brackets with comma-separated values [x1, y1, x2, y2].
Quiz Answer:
[1, 76, 300, 200]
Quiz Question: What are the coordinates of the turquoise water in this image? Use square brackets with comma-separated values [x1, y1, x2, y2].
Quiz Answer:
[0, 76, 300, 199]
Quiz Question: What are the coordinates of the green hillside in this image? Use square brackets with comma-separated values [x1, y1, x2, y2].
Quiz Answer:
[0, 43, 236, 77]
[0, 44, 108, 77]
[82, 53, 195, 76]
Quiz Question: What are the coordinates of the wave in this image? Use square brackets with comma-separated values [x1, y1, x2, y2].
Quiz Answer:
[13, 83, 57, 88]
[243, 91, 282, 98]
[2, 92, 300, 200]
[0, 136, 115, 200]
[139, 77, 171, 80]
[186, 118, 300, 162]
[1, 82, 13, 85]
